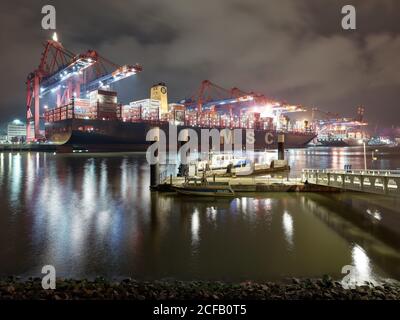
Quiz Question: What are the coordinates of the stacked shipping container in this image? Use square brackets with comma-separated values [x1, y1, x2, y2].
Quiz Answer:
[122, 99, 161, 121]
[90, 90, 120, 120]
[44, 90, 121, 122]
[74, 98, 96, 119]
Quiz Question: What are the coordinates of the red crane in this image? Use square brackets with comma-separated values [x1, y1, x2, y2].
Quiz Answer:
[26, 34, 142, 141]
[26, 37, 74, 141]
[185, 80, 264, 113]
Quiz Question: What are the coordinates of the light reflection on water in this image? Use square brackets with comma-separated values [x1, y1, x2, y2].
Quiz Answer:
[191, 209, 200, 247]
[0, 149, 399, 282]
[352, 245, 373, 285]
[282, 211, 294, 249]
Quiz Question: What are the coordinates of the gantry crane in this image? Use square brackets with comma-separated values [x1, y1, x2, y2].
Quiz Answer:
[183, 80, 306, 114]
[26, 33, 142, 141]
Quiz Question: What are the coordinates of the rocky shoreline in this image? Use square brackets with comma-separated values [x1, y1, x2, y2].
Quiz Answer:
[1, 276, 399, 300]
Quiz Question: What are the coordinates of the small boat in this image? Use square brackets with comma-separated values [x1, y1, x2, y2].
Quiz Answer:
[196, 153, 249, 172]
[194, 152, 289, 177]
[173, 177, 235, 197]
[174, 184, 235, 197]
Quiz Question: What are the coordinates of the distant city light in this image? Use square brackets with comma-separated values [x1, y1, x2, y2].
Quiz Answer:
[52, 32, 58, 42]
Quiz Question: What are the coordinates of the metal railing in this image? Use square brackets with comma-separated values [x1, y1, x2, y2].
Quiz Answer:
[303, 168, 400, 177]
[302, 168, 400, 196]
[159, 164, 177, 184]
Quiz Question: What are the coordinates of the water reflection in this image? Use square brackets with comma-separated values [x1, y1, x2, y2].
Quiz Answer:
[352, 245, 374, 285]
[282, 211, 294, 249]
[10, 153, 22, 204]
[288, 146, 400, 177]
[191, 209, 200, 247]
[0, 151, 399, 282]
[366, 209, 382, 221]
[0, 153, 4, 185]
[206, 206, 217, 223]
[302, 193, 400, 281]
[25, 153, 35, 201]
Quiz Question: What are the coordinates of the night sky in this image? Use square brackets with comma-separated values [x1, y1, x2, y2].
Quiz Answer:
[0, 0, 399, 128]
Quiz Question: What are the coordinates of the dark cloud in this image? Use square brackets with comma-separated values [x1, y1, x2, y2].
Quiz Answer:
[0, 0, 399, 128]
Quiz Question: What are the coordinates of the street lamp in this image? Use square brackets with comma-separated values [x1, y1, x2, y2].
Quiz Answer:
[371, 149, 378, 169]
[372, 149, 378, 161]
[358, 139, 367, 171]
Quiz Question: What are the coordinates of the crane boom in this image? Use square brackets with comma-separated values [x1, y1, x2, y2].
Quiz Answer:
[26, 34, 142, 141]
[85, 64, 142, 93]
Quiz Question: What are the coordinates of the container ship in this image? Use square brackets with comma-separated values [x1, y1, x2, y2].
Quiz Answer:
[316, 135, 366, 147]
[314, 106, 369, 147]
[27, 37, 315, 152]
[46, 118, 316, 152]
[44, 83, 316, 152]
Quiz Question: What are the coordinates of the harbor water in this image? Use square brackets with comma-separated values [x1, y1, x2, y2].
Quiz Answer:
[0, 146, 400, 282]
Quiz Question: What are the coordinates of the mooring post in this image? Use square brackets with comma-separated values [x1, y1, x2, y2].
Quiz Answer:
[383, 176, 388, 195]
[150, 128, 160, 189]
[179, 128, 190, 179]
[278, 134, 285, 160]
[150, 149, 160, 188]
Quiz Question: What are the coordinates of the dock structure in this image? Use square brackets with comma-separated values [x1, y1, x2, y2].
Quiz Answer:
[302, 169, 400, 196]
[154, 172, 341, 193]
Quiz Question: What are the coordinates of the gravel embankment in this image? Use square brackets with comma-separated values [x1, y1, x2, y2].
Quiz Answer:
[1, 276, 399, 300]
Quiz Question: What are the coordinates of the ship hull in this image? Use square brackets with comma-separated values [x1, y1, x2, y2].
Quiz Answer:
[317, 138, 361, 147]
[45, 119, 316, 152]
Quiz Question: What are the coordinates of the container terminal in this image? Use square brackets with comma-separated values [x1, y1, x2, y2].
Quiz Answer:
[20, 33, 393, 154]
[24, 33, 377, 153]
